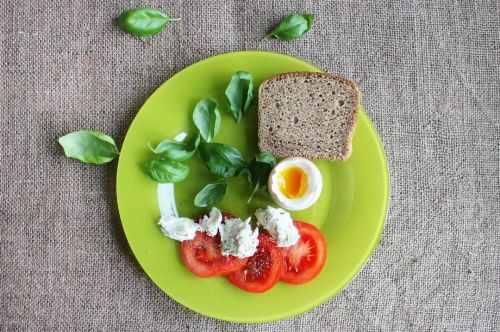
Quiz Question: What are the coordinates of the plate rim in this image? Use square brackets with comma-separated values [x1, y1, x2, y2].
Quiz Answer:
[116, 50, 390, 323]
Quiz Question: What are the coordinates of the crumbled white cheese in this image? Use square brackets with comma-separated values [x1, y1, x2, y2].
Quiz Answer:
[199, 207, 222, 236]
[219, 217, 259, 258]
[158, 215, 201, 241]
[255, 206, 299, 247]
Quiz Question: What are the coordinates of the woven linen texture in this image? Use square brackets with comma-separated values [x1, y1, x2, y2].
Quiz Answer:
[1, 0, 498, 330]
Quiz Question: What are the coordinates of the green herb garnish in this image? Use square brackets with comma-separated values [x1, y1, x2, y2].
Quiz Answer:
[246, 152, 277, 203]
[198, 142, 247, 178]
[149, 133, 200, 161]
[225, 71, 254, 122]
[264, 14, 314, 41]
[143, 159, 189, 183]
[118, 8, 180, 37]
[58, 131, 119, 165]
[254, 151, 277, 166]
[193, 99, 221, 143]
[194, 181, 228, 207]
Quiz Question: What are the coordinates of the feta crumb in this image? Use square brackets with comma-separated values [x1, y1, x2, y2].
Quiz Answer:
[255, 206, 300, 247]
[219, 217, 259, 258]
[199, 207, 223, 236]
[158, 215, 201, 241]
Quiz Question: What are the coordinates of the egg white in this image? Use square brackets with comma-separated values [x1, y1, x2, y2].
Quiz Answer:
[268, 157, 323, 211]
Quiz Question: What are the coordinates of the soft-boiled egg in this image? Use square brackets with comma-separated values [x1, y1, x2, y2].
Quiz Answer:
[268, 157, 323, 211]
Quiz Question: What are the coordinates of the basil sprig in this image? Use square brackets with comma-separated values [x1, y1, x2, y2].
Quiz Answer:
[149, 133, 200, 161]
[198, 142, 247, 178]
[264, 14, 315, 40]
[246, 152, 277, 203]
[193, 99, 221, 142]
[254, 151, 277, 166]
[194, 181, 228, 207]
[225, 71, 254, 122]
[143, 159, 189, 183]
[118, 8, 180, 37]
[58, 131, 119, 165]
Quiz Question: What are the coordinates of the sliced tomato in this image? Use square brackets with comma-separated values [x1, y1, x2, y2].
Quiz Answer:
[181, 232, 247, 277]
[181, 212, 245, 278]
[226, 234, 284, 293]
[220, 212, 236, 220]
[280, 221, 327, 284]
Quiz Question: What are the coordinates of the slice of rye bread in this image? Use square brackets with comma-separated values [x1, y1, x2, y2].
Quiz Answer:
[258, 72, 361, 161]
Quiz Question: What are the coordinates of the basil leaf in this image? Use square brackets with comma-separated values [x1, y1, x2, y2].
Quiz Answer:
[58, 131, 119, 165]
[144, 160, 189, 183]
[246, 151, 277, 203]
[118, 8, 180, 37]
[194, 182, 228, 207]
[198, 142, 247, 177]
[255, 151, 277, 166]
[193, 99, 221, 142]
[264, 14, 315, 41]
[225, 71, 254, 122]
[245, 151, 277, 181]
[150, 133, 200, 161]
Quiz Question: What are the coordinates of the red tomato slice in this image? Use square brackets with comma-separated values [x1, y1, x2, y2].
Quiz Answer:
[181, 232, 247, 278]
[180, 212, 246, 278]
[280, 221, 327, 284]
[226, 234, 284, 293]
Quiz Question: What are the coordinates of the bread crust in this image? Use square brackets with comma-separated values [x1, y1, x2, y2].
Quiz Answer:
[258, 72, 361, 161]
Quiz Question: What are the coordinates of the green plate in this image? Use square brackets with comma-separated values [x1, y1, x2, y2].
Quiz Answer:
[116, 51, 389, 322]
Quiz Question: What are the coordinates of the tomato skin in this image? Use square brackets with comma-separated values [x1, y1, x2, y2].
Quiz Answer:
[280, 221, 327, 284]
[226, 234, 284, 293]
[220, 212, 236, 220]
[180, 212, 246, 278]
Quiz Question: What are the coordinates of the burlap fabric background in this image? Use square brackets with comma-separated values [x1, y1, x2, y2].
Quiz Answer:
[1, 0, 498, 331]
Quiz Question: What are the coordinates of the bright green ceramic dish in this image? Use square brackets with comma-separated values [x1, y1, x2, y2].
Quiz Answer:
[116, 51, 389, 322]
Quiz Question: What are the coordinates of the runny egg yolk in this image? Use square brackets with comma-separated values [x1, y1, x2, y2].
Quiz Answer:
[278, 166, 308, 199]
